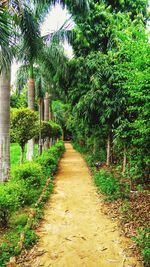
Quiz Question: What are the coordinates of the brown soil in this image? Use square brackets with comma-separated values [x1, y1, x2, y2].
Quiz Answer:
[17, 143, 143, 267]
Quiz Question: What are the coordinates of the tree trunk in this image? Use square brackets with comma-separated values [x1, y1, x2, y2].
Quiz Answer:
[44, 92, 49, 149]
[38, 100, 42, 155]
[41, 98, 44, 121]
[44, 92, 49, 121]
[0, 68, 11, 182]
[93, 137, 96, 154]
[20, 146, 25, 164]
[106, 132, 111, 166]
[122, 146, 127, 175]
[49, 97, 53, 120]
[27, 64, 35, 160]
[62, 129, 65, 141]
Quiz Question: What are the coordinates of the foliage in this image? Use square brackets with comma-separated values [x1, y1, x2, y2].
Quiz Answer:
[59, 0, 150, 183]
[11, 213, 28, 227]
[24, 229, 39, 249]
[10, 108, 39, 148]
[72, 143, 89, 154]
[94, 170, 129, 200]
[133, 228, 150, 266]
[0, 184, 20, 227]
[40, 120, 62, 140]
[12, 162, 43, 187]
[119, 201, 133, 223]
[11, 162, 44, 205]
[50, 120, 62, 138]
[10, 90, 27, 109]
[0, 140, 65, 266]
[52, 100, 70, 128]
[10, 108, 39, 162]
[35, 140, 65, 176]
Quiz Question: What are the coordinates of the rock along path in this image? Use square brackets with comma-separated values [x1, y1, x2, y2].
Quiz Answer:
[18, 143, 142, 267]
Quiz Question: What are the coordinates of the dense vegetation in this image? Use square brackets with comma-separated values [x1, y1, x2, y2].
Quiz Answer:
[62, 2, 150, 186]
[56, 1, 150, 265]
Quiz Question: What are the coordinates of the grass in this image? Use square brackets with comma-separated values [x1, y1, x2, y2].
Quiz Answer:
[10, 143, 38, 166]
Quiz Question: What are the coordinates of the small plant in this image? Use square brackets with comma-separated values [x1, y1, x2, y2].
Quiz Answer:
[119, 201, 133, 222]
[94, 170, 129, 201]
[0, 183, 20, 227]
[11, 213, 28, 227]
[73, 143, 89, 154]
[24, 229, 39, 249]
[133, 228, 150, 266]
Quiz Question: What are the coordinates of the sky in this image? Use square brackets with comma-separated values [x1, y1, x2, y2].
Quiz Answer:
[11, 3, 73, 85]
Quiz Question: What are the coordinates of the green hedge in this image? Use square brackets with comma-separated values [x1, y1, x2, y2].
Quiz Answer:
[0, 140, 65, 267]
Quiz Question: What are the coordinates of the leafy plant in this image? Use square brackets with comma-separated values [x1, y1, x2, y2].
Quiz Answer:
[0, 183, 21, 227]
[133, 228, 150, 266]
[94, 170, 129, 200]
[24, 229, 39, 249]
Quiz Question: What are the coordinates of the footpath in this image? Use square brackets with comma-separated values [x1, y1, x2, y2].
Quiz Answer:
[17, 143, 142, 267]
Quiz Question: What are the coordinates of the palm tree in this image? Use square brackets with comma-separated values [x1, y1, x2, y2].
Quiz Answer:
[0, 0, 89, 181]
[0, 1, 44, 181]
[0, 3, 13, 182]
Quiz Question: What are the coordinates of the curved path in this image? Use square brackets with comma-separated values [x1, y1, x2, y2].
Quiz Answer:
[18, 143, 142, 267]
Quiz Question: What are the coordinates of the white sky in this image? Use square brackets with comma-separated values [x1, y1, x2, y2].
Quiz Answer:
[11, 3, 74, 85]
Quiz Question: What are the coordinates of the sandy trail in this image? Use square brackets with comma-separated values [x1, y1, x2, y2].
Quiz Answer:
[19, 143, 142, 267]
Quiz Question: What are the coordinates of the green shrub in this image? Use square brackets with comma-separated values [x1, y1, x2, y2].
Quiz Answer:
[86, 150, 106, 167]
[0, 183, 20, 227]
[12, 162, 43, 187]
[35, 152, 58, 176]
[0, 242, 16, 267]
[35, 141, 65, 176]
[11, 162, 44, 205]
[11, 213, 28, 227]
[24, 229, 39, 249]
[94, 170, 129, 200]
[0, 227, 23, 266]
[133, 228, 150, 266]
[73, 143, 89, 154]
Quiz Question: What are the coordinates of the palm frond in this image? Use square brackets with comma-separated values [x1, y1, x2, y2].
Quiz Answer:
[16, 64, 29, 93]
[0, 7, 13, 71]
[17, 4, 42, 63]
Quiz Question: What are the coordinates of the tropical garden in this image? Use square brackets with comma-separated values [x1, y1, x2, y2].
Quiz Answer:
[0, 0, 150, 266]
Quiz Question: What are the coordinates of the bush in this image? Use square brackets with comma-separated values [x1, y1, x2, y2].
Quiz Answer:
[0, 183, 20, 227]
[0, 140, 65, 266]
[35, 152, 58, 176]
[35, 140, 65, 176]
[94, 170, 129, 200]
[12, 162, 43, 187]
[11, 162, 44, 205]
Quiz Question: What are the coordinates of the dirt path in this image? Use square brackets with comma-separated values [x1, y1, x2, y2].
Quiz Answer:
[18, 143, 142, 267]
